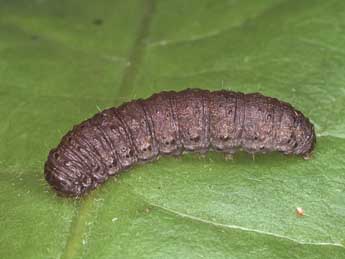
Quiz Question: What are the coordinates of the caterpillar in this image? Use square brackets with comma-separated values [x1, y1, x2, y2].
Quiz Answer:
[44, 89, 316, 197]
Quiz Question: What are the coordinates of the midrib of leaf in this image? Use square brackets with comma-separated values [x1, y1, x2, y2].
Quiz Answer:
[60, 195, 90, 259]
[116, 0, 155, 99]
[61, 1, 156, 258]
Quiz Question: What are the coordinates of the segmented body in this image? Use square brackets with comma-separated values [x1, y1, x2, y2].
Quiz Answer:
[44, 89, 316, 197]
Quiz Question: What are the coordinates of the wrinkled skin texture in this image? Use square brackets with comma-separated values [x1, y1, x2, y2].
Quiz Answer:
[45, 89, 316, 197]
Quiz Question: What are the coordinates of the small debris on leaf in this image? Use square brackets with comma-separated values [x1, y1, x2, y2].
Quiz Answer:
[296, 207, 304, 217]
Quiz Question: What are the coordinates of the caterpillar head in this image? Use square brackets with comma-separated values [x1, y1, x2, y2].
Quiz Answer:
[277, 109, 316, 159]
[292, 115, 316, 159]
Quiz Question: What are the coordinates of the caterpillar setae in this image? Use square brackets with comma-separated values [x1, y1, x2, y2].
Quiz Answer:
[44, 89, 316, 197]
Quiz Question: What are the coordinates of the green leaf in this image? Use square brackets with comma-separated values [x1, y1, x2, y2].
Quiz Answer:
[1, 0, 345, 258]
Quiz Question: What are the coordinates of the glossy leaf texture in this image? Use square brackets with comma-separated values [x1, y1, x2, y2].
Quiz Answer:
[1, 0, 345, 258]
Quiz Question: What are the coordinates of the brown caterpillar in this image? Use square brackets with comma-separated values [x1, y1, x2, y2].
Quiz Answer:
[44, 89, 316, 197]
